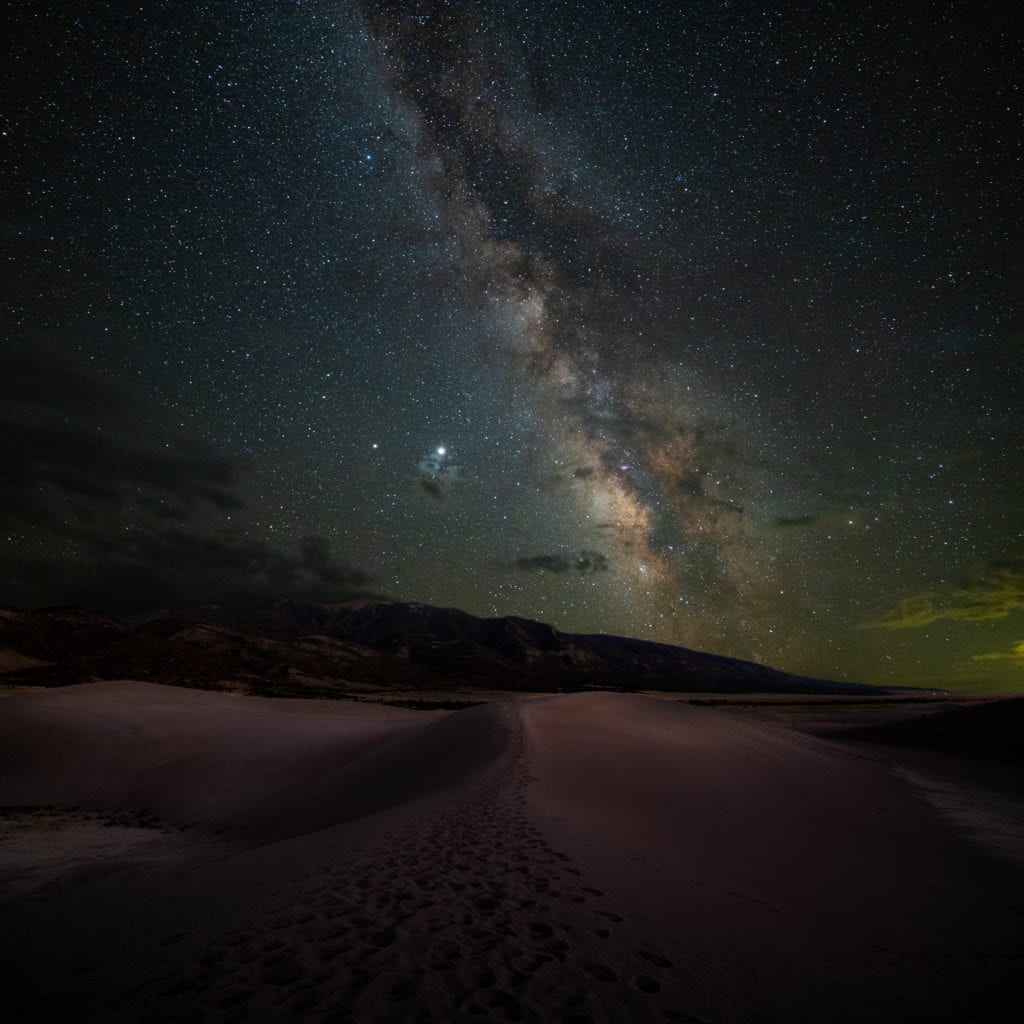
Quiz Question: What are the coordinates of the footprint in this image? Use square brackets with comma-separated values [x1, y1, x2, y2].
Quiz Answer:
[288, 989, 324, 1012]
[636, 975, 661, 993]
[480, 987, 524, 1014]
[209, 983, 257, 1007]
[260, 962, 304, 986]
[509, 952, 554, 974]
[154, 974, 198, 997]
[583, 962, 616, 982]
[637, 950, 675, 969]
[458, 959, 497, 988]
[195, 948, 227, 966]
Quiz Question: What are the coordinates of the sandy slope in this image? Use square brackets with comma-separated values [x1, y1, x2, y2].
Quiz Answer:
[0, 683, 1022, 1023]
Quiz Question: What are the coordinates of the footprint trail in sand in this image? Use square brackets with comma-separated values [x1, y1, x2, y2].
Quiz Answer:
[148, 704, 681, 1024]
[5, 685, 1023, 1024]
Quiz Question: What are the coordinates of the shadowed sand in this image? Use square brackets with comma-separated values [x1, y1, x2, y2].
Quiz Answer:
[1, 683, 1022, 1022]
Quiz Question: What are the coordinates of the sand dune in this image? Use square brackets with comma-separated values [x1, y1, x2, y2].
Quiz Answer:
[1, 683, 1022, 1022]
[0, 682, 433, 838]
[826, 695, 1024, 760]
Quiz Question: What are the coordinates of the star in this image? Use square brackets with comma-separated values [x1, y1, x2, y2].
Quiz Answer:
[1, 0, 1019, 692]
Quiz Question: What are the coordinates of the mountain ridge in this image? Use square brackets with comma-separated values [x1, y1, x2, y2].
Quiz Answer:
[1, 598, 885, 697]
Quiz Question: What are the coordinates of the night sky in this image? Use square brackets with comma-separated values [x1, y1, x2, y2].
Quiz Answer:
[3, 1, 1022, 690]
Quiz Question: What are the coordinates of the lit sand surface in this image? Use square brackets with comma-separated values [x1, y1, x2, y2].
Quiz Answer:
[1, 682, 1022, 1023]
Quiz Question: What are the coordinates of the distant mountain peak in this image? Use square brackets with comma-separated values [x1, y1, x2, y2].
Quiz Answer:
[0, 598, 879, 698]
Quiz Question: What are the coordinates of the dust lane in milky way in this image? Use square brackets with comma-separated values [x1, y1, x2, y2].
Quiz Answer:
[362, 2, 781, 651]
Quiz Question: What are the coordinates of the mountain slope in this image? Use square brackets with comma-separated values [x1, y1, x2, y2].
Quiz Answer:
[1, 599, 879, 697]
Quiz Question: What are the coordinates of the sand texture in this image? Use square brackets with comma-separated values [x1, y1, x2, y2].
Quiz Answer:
[1, 683, 1022, 1022]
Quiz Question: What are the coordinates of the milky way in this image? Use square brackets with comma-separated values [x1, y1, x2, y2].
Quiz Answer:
[2, 1, 1022, 689]
[360, 2, 776, 652]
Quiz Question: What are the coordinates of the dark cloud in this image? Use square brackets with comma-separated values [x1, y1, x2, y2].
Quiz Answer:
[676, 471, 704, 498]
[3, 342, 148, 419]
[572, 466, 595, 479]
[871, 554, 1024, 629]
[299, 534, 367, 588]
[514, 550, 610, 574]
[0, 343, 244, 530]
[3, 527, 375, 612]
[674, 470, 745, 517]
[516, 554, 571, 573]
[575, 550, 609, 572]
[419, 479, 445, 501]
[0, 344, 374, 611]
[773, 515, 821, 528]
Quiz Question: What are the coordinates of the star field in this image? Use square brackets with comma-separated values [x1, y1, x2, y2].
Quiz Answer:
[2, 1, 1022, 689]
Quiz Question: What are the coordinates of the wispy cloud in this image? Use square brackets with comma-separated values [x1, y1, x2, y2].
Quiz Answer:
[973, 639, 1024, 663]
[870, 555, 1024, 629]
